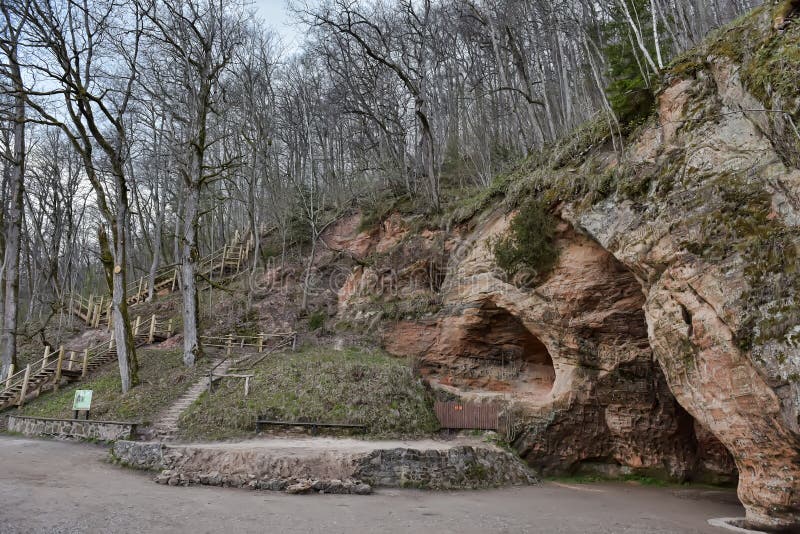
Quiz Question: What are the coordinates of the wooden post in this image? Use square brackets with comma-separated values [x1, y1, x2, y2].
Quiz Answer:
[96, 296, 104, 327]
[226, 334, 233, 358]
[68, 351, 75, 371]
[41, 346, 50, 370]
[236, 247, 242, 273]
[244, 376, 250, 397]
[134, 315, 141, 337]
[171, 268, 178, 292]
[17, 364, 31, 406]
[54, 346, 65, 390]
[258, 333, 264, 353]
[220, 244, 227, 276]
[148, 314, 157, 343]
[109, 332, 115, 350]
[5, 363, 14, 389]
[82, 349, 89, 377]
[137, 277, 144, 303]
[167, 319, 174, 337]
[88, 294, 94, 320]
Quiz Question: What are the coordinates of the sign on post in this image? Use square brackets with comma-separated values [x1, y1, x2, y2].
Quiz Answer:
[72, 390, 93, 411]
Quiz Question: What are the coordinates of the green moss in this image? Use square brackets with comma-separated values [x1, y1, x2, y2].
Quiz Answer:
[741, 18, 800, 109]
[705, 7, 765, 63]
[359, 194, 418, 232]
[491, 199, 559, 280]
[681, 174, 800, 350]
[775, 0, 800, 22]
[547, 472, 735, 488]
[666, 55, 705, 78]
[307, 310, 326, 331]
[465, 462, 489, 482]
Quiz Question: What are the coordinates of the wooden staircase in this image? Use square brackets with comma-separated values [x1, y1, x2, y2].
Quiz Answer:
[2, 226, 268, 414]
[65, 230, 255, 327]
[0, 315, 172, 411]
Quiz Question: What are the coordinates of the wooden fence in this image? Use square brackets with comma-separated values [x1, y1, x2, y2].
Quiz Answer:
[0, 314, 172, 410]
[200, 331, 297, 357]
[65, 228, 255, 325]
[434, 401, 501, 430]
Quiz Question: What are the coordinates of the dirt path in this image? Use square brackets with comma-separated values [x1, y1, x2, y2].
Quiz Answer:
[182, 435, 495, 452]
[0, 435, 742, 533]
[151, 358, 232, 440]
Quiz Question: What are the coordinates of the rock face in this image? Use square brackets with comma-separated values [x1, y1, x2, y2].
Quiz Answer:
[563, 11, 800, 527]
[329, 6, 800, 530]
[383, 216, 723, 482]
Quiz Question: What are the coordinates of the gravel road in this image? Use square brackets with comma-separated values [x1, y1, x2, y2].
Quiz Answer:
[0, 435, 743, 534]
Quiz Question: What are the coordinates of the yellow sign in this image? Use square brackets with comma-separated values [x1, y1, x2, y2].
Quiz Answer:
[73, 390, 93, 411]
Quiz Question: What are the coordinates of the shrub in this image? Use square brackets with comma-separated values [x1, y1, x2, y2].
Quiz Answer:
[492, 199, 559, 279]
[307, 310, 326, 331]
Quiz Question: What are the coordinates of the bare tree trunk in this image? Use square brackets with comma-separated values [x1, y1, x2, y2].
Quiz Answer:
[181, 182, 202, 366]
[146, 184, 165, 302]
[0, 35, 25, 379]
[99, 224, 138, 392]
[650, 0, 665, 69]
[618, 0, 660, 74]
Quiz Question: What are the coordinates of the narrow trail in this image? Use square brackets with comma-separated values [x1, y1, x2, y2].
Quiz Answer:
[151, 358, 233, 441]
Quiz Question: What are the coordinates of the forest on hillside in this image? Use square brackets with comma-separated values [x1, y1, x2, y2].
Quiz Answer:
[0, 0, 763, 389]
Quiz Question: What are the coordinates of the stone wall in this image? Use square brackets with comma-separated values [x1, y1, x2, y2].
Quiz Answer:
[111, 441, 536, 493]
[8, 415, 136, 442]
[353, 446, 537, 489]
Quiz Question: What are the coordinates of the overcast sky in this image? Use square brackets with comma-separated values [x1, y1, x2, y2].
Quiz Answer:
[253, 0, 303, 50]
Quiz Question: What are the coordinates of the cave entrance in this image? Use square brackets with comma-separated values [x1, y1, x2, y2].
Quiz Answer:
[455, 302, 555, 396]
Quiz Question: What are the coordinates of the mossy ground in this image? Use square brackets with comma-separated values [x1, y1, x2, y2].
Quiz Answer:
[14, 348, 209, 422]
[178, 345, 440, 441]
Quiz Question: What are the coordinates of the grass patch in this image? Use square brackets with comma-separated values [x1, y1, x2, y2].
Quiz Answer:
[15, 348, 208, 423]
[178, 345, 440, 440]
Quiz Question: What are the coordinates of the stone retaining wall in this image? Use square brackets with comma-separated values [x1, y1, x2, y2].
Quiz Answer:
[111, 440, 537, 493]
[8, 415, 137, 442]
[353, 446, 537, 489]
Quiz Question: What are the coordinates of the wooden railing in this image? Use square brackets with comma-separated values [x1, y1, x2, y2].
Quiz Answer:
[65, 228, 255, 326]
[199, 331, 297, 356]
[1, 314, 172, 408]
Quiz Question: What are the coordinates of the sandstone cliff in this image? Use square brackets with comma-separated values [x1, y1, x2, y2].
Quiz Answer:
[327, 4, 800, 530]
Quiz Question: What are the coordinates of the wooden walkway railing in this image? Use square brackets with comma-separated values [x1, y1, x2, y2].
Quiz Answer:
[0, 315, 172, 410]
[199, 331, 297, 356]
[65, 229, 255, 326]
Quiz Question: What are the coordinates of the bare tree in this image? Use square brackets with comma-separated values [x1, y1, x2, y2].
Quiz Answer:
[141, 0, 245, 366]
[0, 1, 28, 379]
[20, 0, 143, 392]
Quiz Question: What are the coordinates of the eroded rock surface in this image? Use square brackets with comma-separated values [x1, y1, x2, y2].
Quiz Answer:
[382, 216, 726, 482]
[327, 8, 800, 530]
